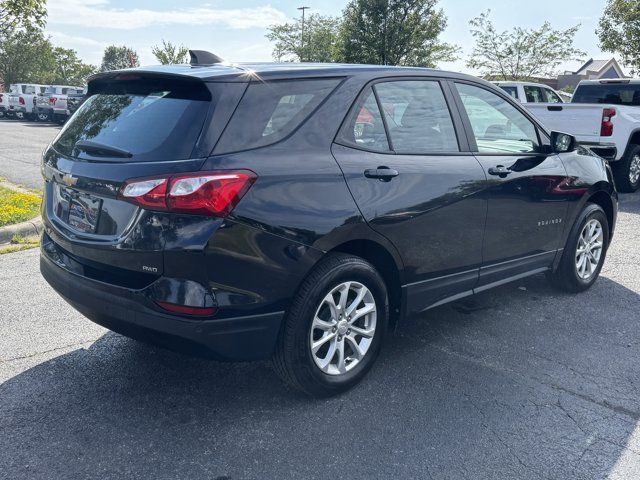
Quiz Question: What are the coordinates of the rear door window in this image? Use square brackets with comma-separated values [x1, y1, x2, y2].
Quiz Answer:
[53, 78, 212, 162]
[374, 80, 459, 153]
[542, 88, 563, 103]
[499, 86, 519, 100]
[524, 86, 544, 103]
[214, 78, 340, 154]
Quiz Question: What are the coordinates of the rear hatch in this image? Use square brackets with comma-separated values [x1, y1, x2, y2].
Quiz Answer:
[42, 72, 247, 279]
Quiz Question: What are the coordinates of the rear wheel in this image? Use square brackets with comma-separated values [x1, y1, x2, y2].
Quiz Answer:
[36, 111, 50, 122]
[548, 203, 609, 293]
[612, 144, 640, 193]
[273, 253, 388, 397]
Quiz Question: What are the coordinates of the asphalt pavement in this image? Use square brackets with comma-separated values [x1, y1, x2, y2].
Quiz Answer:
[0, 119, 60, 189]
[1, 120, 640, 479]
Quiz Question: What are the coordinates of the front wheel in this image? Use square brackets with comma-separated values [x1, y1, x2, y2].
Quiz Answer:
[612, 145, 640, 193]
[36, 112, 50, 122]
[273, 253, 389, 397]
[548, 203, 609, 293]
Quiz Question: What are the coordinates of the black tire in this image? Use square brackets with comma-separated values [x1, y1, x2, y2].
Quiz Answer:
[273, 253, 389, 397]
[612, 144, 640, 193]
[36, 112, 49, 122]
[548, 203, 609, 293]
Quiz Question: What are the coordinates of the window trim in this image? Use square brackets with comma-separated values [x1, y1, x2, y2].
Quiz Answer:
[334, 76, 470, 156]
[449, 79, 550, 157]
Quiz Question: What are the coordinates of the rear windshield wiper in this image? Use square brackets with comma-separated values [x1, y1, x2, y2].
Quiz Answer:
[74, 140, 133, 158]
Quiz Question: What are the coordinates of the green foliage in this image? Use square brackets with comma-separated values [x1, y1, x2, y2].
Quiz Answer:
[338, 0, 458, 67]
[598, 0, 640, 75]
[0, 28, 95, 86]
[151, 39, 189, 65]
[100, 45, 140, 72]
[0, 0, 47, 39]
[52, 47, 96, 85]
[467, 10, 586, 81]
[267, 14, 342, 63]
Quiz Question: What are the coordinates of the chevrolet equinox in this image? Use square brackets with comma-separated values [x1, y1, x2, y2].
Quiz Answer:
[40, 51, 618, 396]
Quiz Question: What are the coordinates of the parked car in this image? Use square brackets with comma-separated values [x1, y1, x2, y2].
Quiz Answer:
[525, 79, 640, 192]
[65, 88, 87, 118]
[7, 84, 46, 120]
[40, 54, 618, 396]
[494, 81, 565, 104]
[34, 85, 84, 122]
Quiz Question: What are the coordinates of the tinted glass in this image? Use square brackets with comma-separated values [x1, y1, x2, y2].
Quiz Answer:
[499, 86, 519, 100]
[524, 86, 544, 103]
[215, 78, 340, 154]
[572, 84, 640, 106]
[338, 87, 390, 151]
[53, 78, 211, 162]
[374, 80, 459, 153]
[456, 83, 539, 154]
[542, 88, 563, 103]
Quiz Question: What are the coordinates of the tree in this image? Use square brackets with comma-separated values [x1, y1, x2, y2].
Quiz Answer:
[151, 39, 189, 65]
[467, 10, 586, 81]
[52, 47, 96, 85]
[0, 0, 47, 39]
[267, 14, 342, 62]
[598, 0, 640, 75]
[338, 0, 458, 67]
[0, 27, 55, 85]
[100, 45, 140, 72]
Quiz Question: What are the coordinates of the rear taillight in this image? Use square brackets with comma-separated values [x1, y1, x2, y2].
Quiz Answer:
[601, 108, 616, 137]
[19, 97, 25, 105]
[0, 94, 3, 102]
[50, 97, 57, 105]
[119, 170, 257, 217]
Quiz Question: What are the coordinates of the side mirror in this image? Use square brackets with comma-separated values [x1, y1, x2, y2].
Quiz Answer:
[551, 131, 577, 153]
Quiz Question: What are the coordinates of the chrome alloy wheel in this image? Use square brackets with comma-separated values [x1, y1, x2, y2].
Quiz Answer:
[575, 219, 604, 280]
[629, 154, 640, 185]
[309, 281, 377, 376]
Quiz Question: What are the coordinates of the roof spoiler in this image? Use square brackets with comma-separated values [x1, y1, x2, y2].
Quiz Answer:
[189, 50, 224, 66]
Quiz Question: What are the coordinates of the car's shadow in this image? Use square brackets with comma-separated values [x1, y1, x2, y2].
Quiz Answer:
[2, 274, 640, 479]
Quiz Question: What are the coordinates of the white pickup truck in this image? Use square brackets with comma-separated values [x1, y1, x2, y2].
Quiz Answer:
[34, 85, 84, 122]
[525, 79, 640, 192]
[6, 84, 47, 120]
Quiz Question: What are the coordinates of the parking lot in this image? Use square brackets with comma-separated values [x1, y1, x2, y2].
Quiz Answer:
[1, 119, 640, 479]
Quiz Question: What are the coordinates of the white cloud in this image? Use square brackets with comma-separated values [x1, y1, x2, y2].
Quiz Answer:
[48, 0, 288, 30]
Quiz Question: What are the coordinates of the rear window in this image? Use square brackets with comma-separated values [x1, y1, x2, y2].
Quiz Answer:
[53, 78, 212, 162]
[499, 86, 519, 100]
[573, 83, 640, 106]
[214, 78, 340, 154]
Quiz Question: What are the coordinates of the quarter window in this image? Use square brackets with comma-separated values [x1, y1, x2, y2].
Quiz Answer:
[338, 87, 390, 151]
[456, 83, 540, 154]
[374, 80, 459, 153]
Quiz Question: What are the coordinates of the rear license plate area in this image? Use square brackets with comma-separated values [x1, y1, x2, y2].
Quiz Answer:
[68, 195, 102, 233]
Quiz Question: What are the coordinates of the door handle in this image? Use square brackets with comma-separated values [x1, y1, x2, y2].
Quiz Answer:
[364, 167, 399, 181]
[488, 165, 512, 178]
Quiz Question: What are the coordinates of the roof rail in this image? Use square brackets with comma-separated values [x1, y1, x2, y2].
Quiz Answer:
[189, 50, 225, 66]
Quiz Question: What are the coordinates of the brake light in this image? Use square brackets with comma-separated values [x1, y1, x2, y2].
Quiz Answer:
[19, 97, 25, 105]
[119, 170, 257, 217]
[601, 108, 616, 136]
[49, 97, 56, 105]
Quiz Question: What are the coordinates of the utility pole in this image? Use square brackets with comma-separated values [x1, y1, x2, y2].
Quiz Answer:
[298, 6, 310, 62]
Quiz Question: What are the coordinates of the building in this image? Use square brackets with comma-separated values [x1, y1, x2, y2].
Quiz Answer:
[557, 58, 627, 91]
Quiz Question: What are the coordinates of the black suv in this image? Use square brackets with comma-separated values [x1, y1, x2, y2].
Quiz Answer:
[40, 52, 617, 396]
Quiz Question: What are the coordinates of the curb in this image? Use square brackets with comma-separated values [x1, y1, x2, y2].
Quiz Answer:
[0, 216, 43, 244]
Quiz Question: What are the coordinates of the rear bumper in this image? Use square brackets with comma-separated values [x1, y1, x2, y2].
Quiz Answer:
[40, 239, 284, 361]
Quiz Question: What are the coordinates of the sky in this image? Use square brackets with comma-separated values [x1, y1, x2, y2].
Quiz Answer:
[45, 0, 621, 75]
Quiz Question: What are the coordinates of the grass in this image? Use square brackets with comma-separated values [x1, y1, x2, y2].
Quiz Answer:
[0, 234, 40, 255]
[0, 186, 41, 227]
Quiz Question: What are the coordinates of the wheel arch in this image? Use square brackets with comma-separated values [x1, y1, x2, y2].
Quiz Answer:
[586, 189, 616, 244]
[329, 239, 403, 329]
